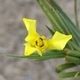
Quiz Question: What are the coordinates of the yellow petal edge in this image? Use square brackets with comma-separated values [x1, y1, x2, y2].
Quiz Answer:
[47, 31, 72, 50]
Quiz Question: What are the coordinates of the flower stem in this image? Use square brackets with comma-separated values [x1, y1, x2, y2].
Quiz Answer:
[74, 0, 79, 27]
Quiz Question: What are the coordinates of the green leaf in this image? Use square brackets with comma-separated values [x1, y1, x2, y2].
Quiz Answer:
[46, 25, 54, 35]
[56, 63, 77, 73]
[37, 0, 75, 49]
[37, 0, 64, 33]
[48, 0, 80, 46]
[59, 71, 80, 78]
[7, 50, 65, 60]
[66, 56, 80, 64]
[67, 50, 80, 58]
[69, 41, 80, 52]
[37, 0, 80, 47]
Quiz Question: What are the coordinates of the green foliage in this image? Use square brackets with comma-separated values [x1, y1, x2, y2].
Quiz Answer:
[37, 0, 80, 47]
[7, 50, 65, 60]
[56, 63, 77, 73]
[37, 0, 80, 79]
[46, 25, 55, 35]
[59, 71, 80, 78]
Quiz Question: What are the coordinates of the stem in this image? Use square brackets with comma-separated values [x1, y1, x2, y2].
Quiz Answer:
[74, 0, 79, 27]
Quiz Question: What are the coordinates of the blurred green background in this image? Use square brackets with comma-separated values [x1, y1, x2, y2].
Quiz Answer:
[0, 0, 80, 80]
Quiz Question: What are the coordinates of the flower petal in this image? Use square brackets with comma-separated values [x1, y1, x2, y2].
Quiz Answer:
[23, 18, 39, 42]
[23, 18, 36, 33]
[47, 31, 72, 50]
[24, 43, 37, 56]
[37, 50, 42, 56]
[24, 43, 42, 56]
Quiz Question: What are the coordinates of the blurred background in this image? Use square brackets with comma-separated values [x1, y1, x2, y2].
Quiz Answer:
[0, 0, 80, 80]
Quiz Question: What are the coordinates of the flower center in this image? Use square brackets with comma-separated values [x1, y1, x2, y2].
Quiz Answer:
[32, 36, 48, 51]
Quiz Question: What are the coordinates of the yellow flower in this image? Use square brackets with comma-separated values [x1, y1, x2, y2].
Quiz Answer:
[23, 18, 72, 56]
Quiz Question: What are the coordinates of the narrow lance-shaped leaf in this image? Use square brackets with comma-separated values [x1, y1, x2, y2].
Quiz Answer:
[46, 25, 55, 35]
[37, 0, 64, 33]
[7, 50, 65, 60]
[48, 0, 80, 46]
[56, 63, 77, 73]
[59, 71, 80, 78]
[66, 56, 80, 65]
[37, 0, 73, 49]
[67, 50, 80, 58]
